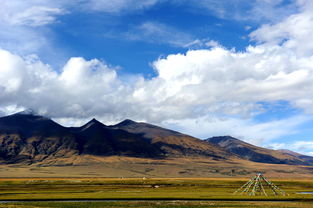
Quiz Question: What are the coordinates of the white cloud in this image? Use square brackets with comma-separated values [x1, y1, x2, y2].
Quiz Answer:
[0, 0, 69, 62]
[0, 49, 131, 120]
[0, 0, 161, 22]
[247, 0, 300, 23]
[81, 0, 160, 13]
[205, 40, 220, 48]
[179, 0, 300, 23]
[162, 115, 311, 145]
[147, 46, 313, 117]
[307, 152, 313, 157]
[2, 3, 313, 127]
[8, 6, 65, 27]
[126, 22, 221, 49]
[266, 141, 313, 157]
[0, 0, 298, 58]
[1, 0, 313, 152]
[0, 105, 24, 117]
[266, 142, 287, 150]
[250, 1, 313, 57]
[126, 22, 194, 47]
[0, 0, 161, 57]
[0, 24, 49, 55]
[293, 141, 313, 152]
[0, 0, 66, 27]
[2, 6, 313, 125]
[184, 39, 221, 49]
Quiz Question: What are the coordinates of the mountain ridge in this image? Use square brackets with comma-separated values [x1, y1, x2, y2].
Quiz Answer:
[0, 111, 312, 169]
[278, 149, 313, 164]
[206, 136, 313, 166]
[0, 112, 230, 164]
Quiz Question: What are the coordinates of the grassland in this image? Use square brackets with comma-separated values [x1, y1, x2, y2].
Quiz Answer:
[1, 201, 313, 208]
[0, 177, 312, 207]
[1, 156, 313, 178]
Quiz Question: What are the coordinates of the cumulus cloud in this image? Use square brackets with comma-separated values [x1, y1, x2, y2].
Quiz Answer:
[1, 0, 313, 156]
[0, 49, 132, 121]
[148, 46, 313, 117]
[250, 1, 313, 56]
[2, 1, 313, 124]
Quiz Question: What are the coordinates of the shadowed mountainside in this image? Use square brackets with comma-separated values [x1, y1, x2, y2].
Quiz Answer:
[0, 111, 78, 164]
[0, 111, 230, 164]
[70, 118, 164, 158]
[0, 111, 312, 168]
[110, 119, 229, 158]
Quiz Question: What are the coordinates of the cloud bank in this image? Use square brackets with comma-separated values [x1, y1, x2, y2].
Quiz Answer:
[1, 1, 313, 121]
[1, 0, 313, 154]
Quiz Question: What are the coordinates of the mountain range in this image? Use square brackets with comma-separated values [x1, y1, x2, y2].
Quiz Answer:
[0, 110, 312, 177]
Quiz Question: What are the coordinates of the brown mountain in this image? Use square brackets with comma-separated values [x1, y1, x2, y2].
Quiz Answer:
[0, 111, 230, 164]
[1, 111, 312, 171]
[0, 111, 78, 164]
[1, 111, 313, 177]
[206, 136, 313, 165]
[110, 119, 229, 158]
[72, 118, 164, 157]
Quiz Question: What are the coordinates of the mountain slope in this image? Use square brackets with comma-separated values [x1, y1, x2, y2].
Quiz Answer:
[0, 111, 312, 169]
[0, 111, 78, 164]
[72, 119, 164, 158]
[111, 119, 230, 158]
[206, 136, 312, 165]
[278, 149, 313, 164]
[0, 110, 70, 137]
[0, 112, 231, 164]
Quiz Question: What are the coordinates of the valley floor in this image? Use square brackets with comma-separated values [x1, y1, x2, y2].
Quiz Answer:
[1, 156, 313, 178]
[1, 201, 313, 208]
[1, 156, 312, 207]
[0, 177, 312, 207]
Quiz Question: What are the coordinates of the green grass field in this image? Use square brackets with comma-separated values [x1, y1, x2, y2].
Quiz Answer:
[0, 178, 312, 207]
[1, 201, 313, 208]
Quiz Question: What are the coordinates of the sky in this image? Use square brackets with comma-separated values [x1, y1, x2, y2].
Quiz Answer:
[0, 0, 313, 156]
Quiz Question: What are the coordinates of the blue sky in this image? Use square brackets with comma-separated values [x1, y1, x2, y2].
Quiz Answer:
[0, 0, 313, 156]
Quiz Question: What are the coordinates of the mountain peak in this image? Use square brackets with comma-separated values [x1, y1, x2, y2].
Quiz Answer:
[16, 109, 38, 116]
[116, 119, 137, 126]
[87, 118, 104, 125]
[206, 136, 239, 143]
[90, 118, 99, 123]
[9, 109, 51, 121]
[80, 118, 105, 131]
